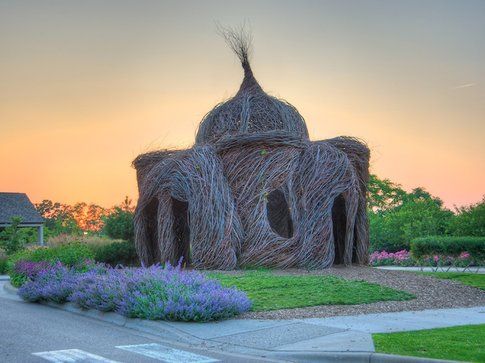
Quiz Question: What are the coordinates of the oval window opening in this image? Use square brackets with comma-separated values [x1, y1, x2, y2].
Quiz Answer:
[266, 189, 293, 238]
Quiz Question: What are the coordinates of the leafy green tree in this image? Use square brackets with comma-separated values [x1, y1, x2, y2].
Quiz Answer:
[449, 197, 485, 236]
[368, 174, 407, 212]
[35, 200, 82, 236]
[0, 217, 29, 255]
[368, 177, 454, 252]
[102, 197, 135, 242]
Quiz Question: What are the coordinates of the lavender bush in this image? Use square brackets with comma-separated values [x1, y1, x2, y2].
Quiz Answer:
[18, 262, 251, 322]
[10, 260, 55, 287]
[116, 265, 251, 321]
[70, 265, 128, 312]
[18, 262, 78, 303]
[14, 260, 52, 280]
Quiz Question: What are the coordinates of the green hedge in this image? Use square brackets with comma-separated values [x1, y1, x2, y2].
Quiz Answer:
[410, 236, 485, 260]
[8, 240, 138, 272]
[8, 243, 94, 269]
[91, 240, 138, 267]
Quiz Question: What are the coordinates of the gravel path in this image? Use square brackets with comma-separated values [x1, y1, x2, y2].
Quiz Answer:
[234, 266, 485, 319]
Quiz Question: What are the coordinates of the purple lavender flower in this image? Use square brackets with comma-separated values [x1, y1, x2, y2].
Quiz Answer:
[18, 261, 251, 321]
[18, 262, 78, 303]
[14, 260, 52, 280]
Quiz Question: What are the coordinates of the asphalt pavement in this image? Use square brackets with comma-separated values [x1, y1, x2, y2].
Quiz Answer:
[0, 297, 273, 363]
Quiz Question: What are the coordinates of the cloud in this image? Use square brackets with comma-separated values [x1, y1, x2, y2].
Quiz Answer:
[453, 83, 476, 89]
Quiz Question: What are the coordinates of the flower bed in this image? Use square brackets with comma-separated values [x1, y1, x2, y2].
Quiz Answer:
[370, 249, 478, 268]
[416, 251, 476, 268]
[16, 261, 251, 321]
[369, 250, 414, 266]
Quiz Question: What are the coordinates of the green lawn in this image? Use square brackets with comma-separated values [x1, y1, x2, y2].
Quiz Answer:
[419, 272, 485, 290]
[208, 271, 414, 311]
[373, 324, 485, 362]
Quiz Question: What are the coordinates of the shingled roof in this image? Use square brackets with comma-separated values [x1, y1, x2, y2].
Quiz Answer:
[0, 192, 44, 225]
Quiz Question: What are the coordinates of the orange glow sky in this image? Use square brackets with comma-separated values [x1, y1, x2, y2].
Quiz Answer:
[1, 1, 484, 209]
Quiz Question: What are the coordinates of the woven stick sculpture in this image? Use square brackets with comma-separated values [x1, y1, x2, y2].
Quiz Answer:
[133, 29, 370, 270]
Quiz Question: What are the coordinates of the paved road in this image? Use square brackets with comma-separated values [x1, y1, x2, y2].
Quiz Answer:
[0, 297, 272, 363]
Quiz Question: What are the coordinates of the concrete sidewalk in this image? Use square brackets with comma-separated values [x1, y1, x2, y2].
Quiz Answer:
[163, 306, 485, 354]
[2, 280, 482, 362]
[375, 266, 485, 274]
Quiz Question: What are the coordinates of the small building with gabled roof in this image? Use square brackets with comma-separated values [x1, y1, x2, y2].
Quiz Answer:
[0, 192, 45, 245]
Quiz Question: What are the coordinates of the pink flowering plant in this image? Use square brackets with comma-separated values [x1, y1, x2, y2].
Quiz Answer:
[370, 249, 477, 268]
[369, 250, 414, 267]
[419, 251, 475, 268]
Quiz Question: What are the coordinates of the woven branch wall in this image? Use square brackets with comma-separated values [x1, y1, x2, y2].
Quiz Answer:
[133, 31, 370, 270]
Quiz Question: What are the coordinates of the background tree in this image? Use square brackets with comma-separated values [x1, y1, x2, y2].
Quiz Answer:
[0, 217, 28, 255]
[368, 177, 454, 252]
[449, 196, 485, 236]
[102, 197, 135, 242]
[35, 200, 81, 236]
[71, 202, 108, 232]
[367, 174, 407, 212]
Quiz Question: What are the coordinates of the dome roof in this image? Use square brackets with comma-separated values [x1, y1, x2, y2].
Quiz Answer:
[195, 31, 309, 144]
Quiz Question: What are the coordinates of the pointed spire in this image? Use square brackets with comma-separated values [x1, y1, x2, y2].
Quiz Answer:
[218, 24, 263, 94]
[238, 57, 262, 93]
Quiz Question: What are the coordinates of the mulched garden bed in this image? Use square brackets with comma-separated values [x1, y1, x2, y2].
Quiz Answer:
[233, 267, 485, 319]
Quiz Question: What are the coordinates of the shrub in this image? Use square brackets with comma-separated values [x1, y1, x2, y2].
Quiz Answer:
[91, 240, 138, 267]
[18, 262, 79, 303]
[117, 266, 251, 321]
[0, 250, 8, 274]
[45, 234, 134, 266]
[11, 260, 53, 288]
[9, 243, 94, 266]
[18, 262, 251, 322]
[411, 236, 485, 262]
[70, 265, 126, 312]
[14, 260, 52, 279]
[47, 234, 121, 247]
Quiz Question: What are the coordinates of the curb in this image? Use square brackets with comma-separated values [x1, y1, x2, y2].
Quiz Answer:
[3, 281, 18, 295]
[1, 282, 460, 363]
[268, 351, 458, 363]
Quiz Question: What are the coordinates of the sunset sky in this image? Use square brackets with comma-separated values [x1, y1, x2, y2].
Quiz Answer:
[1, 0, 484, 209]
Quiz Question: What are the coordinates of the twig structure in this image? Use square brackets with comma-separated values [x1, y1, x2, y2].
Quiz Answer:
[133, 30, 370, 269]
